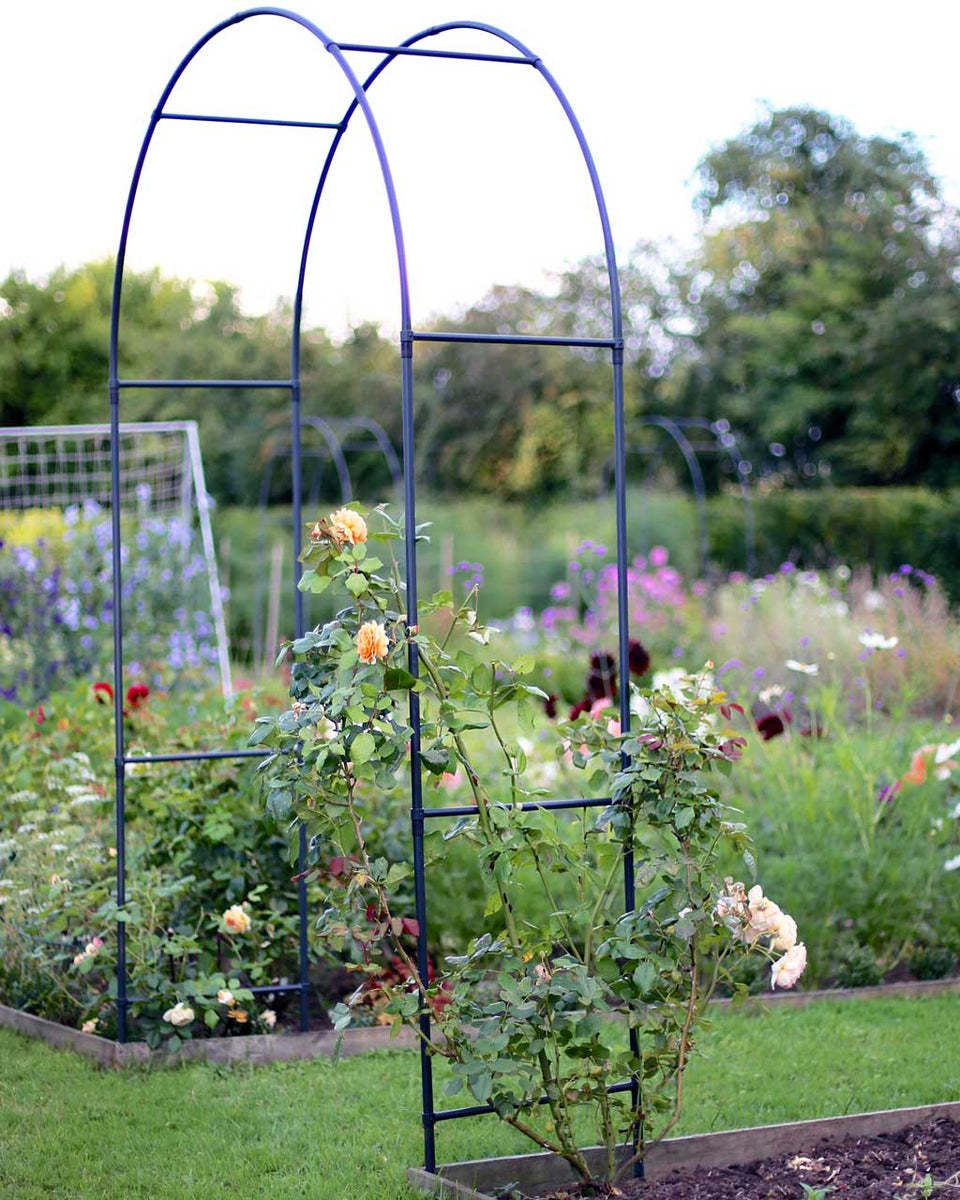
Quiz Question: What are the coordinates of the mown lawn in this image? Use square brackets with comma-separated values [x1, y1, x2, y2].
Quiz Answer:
[1, 994, 958, 1199]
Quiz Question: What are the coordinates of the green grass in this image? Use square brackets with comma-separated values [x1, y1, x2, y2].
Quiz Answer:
[1, 994, 959, 1199]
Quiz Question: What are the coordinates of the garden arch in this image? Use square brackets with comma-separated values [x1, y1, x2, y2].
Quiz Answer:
[109, 9, 637, 1178]
[251, 416, 402, 666]
[601, 416, 756, 576]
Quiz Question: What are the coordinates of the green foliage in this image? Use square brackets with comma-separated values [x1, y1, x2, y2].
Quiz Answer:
[254, 505, 793, 1185]
[0, 681, 305, 1043]
[662, 106, 960, 487]
[4, 994, 960, 1199]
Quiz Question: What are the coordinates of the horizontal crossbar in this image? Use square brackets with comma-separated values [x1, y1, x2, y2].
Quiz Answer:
[159, 112, 341, 130]
[115, 379, 295, 389]
[423, 796, 611, 819]
[410, 331, 619, 349]
[124, 750, 264, 765]
[336, 43, 536, 65]
[433, 1080, 633, 1123]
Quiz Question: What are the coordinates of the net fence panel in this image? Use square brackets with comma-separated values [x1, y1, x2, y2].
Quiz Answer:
[0, 422, 232, 699]
[0, 425, 192, 519]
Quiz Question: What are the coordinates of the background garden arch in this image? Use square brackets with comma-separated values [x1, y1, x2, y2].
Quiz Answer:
[109, 8, 637, 1177]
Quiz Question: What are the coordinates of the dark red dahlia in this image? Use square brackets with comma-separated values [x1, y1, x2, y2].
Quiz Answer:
[628, 640, 651, 678]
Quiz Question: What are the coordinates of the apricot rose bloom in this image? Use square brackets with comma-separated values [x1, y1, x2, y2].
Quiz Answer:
[356, 620, 389, 664]
[222, 905, 252, 935]
[771, 912, 798, 952]
[329, 508, 368, 546]
[771, 942, 807, 989]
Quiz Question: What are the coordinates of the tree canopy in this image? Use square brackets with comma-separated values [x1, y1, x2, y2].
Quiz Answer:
[4, 105, 960, 503]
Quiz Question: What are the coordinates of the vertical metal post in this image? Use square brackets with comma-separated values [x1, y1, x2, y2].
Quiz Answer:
[108, 384, 128, 1043]
[401, 333, 436, 1173]
[291, 379, 310, 1032]
[612, 342, 643, 1177]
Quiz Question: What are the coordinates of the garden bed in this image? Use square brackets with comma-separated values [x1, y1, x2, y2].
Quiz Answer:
[0, 1001, 420, 1068]
[5, 977, 960, 1067]
[408, 1106, 960, 1198]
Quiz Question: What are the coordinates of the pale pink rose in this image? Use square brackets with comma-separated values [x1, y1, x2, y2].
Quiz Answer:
[746, 886, 783, 940]
[771, 942, 807, 989]
[81, 1019, 98, 1035]
[771, 913, 798, 952]
[438, 770, 462, 791]
[588, 698, 620, 736]
[262, 1008, 277, 1029]
[86, 937, 103, 956]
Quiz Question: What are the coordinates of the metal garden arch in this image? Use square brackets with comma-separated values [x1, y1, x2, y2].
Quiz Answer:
[109, 9, 638, 1178]
[601, 416, 757, 577]
[251, 415, 402, 665]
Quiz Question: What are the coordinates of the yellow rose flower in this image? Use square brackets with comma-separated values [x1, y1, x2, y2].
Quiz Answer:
[222, 905, 252, 935]
[329, 508, 368, 546]
[356, 620, 388, 665]
[227, 1008, 248, 1024]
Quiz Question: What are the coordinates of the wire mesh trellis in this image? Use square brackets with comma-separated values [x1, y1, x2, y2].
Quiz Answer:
[0, 421, 233, 699]
[109, 8, 637, 1179]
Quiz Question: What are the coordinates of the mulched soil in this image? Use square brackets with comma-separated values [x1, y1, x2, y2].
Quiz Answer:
[539, 1117, 960, 1199]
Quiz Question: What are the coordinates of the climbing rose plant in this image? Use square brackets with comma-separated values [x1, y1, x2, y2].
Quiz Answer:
[253, 504, 806, 1186]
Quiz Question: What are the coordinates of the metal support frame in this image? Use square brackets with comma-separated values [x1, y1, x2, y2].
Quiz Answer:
[603, 416, 756, 577]
[0, 420, 232, 700]
[108, 8, 640, 1178]
[251, 416, 401, 666]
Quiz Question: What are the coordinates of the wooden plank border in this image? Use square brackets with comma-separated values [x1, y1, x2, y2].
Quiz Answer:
[2, 976, 959, 1068]
[0, 1002, 420, 1068]
[408, 1102, 960, 1197]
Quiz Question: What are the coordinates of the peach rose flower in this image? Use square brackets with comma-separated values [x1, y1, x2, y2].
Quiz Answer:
[81, 1019, 98, 1034]
[771, 942, 807, 989]
[771, 912, 798, 952]
[217, 989, 234, 1005]
[329, 508, 368, 546]
[262, 1009, 277, 1029]
[222, 905, 251, 935]
[356, 620, 388, 664]
[746, 885, 783, 940]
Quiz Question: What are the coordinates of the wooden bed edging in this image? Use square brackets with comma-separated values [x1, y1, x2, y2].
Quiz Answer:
[407, 1101, 960, 1197]
[2, 976, 959, 1068]
[0, 1002, 420, 1068]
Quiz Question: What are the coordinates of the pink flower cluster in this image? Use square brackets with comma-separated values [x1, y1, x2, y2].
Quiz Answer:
[596, 547, 687, 633]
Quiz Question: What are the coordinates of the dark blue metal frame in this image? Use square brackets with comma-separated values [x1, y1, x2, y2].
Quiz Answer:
[109, 9, 637, 1177]
[603, 416, 756, 577]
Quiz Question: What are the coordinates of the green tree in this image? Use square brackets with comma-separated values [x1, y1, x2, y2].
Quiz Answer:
[662, 106, 960, 485]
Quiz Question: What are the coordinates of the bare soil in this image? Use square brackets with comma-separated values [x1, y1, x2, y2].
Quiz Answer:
[538, 1116, 960, 1199]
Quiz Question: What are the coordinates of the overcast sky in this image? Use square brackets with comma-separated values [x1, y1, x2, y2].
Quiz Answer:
[4, 1, 959, 336]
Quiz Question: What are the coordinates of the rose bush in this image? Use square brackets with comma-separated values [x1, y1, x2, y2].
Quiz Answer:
[0, 682, 309, 1046]
[253, 504, 804, 1185]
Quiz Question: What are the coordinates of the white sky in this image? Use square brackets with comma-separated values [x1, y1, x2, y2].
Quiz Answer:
[3, 1, 959, 337]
